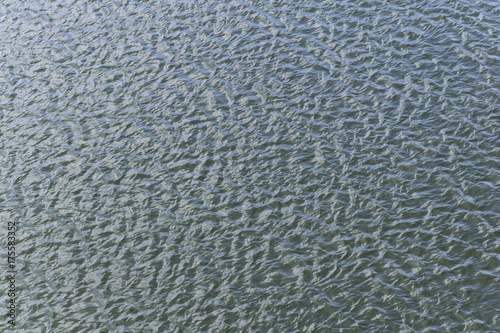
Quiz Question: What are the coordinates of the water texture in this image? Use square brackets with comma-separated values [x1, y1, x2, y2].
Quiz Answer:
[0, 0, 499, 331]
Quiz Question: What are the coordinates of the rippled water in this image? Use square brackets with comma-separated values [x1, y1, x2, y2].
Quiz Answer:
[1, 0, 499, 331]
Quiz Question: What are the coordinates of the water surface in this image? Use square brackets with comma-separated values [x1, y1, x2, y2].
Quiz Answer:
[1, 0, 499, 331]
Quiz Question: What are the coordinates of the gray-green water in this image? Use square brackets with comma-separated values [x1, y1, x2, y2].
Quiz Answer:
[1, 0, 499, 331]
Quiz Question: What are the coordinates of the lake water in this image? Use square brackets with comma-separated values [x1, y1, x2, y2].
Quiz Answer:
[1, 0, 499, 331]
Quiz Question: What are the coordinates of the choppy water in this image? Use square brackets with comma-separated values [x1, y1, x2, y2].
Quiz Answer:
[1, 0, 499, 331]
